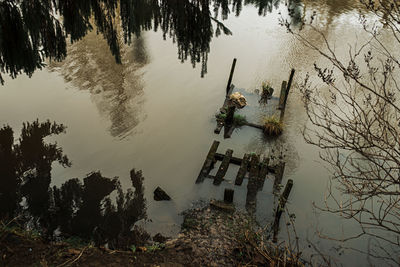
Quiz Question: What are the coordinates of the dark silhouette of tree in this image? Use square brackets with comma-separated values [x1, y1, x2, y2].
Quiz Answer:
[0, 0, 289, 83]
[0, 120, 148, 249]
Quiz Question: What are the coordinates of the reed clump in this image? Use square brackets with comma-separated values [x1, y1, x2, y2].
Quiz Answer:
[263, 116, 283, 136]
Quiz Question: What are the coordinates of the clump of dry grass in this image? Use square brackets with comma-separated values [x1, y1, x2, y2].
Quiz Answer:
[233, 222, 304, 267]
[263, 116, 283, 136]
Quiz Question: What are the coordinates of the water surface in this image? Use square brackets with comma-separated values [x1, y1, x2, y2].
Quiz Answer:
[0, 1, 391, 265]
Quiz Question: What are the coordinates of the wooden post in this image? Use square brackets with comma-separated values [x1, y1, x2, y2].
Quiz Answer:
[283, 69, 295, 108]
[225, 105, 236, 125]
[273, 179, 294, 243]
[235, 154, 250, 185]
[278, 80, 287, 110]
[214, 149, 233, 185]
[226, 58, 237, 95]
[196, 141, 220, 184]
[224, 188, 234, 203]
[257, 157, 270, 190]
[245, 154, 260, 214]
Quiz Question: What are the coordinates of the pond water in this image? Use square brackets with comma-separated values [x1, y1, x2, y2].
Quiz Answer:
[0, 0, 393, 265]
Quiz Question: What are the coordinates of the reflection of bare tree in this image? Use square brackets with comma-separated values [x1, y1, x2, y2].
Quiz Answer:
[286, 1, 400, 265]
[50, 31, 147, 138]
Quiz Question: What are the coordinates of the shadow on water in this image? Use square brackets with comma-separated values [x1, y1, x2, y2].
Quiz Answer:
[0, 120, 148, 249]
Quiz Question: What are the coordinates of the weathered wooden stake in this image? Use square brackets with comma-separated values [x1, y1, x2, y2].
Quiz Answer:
[224, 104, 236, 138]
[283, 69, 295, 108]
[226, 58, 237, 95]
[273, 179, 294, 243]
[224, 188, 234, 203]
[235, 154, 250, 185]
[258, 157, 270, 190]
[196, 141, 220, 184]
[214, 149, 233, 185]
[278, 80, 288, 110]
[225, 105, 236, 125]
[245, 154, 260, 213]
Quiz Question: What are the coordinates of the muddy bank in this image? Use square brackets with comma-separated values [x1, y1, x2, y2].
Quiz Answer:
[1, 201, 303, 267]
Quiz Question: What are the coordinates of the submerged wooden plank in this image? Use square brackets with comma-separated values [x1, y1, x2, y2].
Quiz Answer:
[196, 141, 220, 184]
[257, 157, 270, 190]
[235, 154, 250, 185]
[215, 153, 242, 165]
[214, 149, 233, 185]
[249, 154, 260, 179]
[224, 188, 234, 203]
[224, 124, 235, 139]
[245, 154, 260, 213]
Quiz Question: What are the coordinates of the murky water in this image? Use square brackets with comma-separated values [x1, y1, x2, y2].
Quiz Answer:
[0, 0, 394, 265]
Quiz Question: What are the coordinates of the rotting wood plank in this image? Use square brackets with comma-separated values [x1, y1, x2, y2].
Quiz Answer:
[215, 153, 275, 174]
[224, 124, 235, 139]
[235, 154, 250, 185]
[221, 84, 235, 113]
[257, 157, 270, 190]
[215, 153, 242, 165]
[278, 80, 287, 110]
[214, 149, 234, 185]
[284, 69, 295, 108]
[196, 141, 220, 184]
[273, 179, 294, 243]
[245, 154, 260, 213]
[214, 121, 224, 134]
[226, 58, 237, 95]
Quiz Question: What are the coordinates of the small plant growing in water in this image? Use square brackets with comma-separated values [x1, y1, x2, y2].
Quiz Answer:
[261, 82, 274, 100]
[233, 114, 247, 126]
[215, 113, 247, 126]
[263, 116, 283, 136]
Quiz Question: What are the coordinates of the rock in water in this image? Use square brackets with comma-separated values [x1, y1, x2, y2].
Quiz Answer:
[154, 186, 171, 201]
[229, 92, 247, 109]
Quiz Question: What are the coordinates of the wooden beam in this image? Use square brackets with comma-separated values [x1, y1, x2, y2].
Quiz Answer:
[284, 69, 295, 107]
[224, 124, 235, 139]
[278, 80, 287, 110]
[224, 188, 234, 203]
[215, 153, 242, 165]
[214, 149, 233, 185]
[257, 157, 269, 190]
[221, 84, 235, 112]
[196, 141, 220, 184]
[235, 154, 250, 185]
[214, 121, 224, 134]
[226, 58, 237, 95]
[245, 154, 260, 213]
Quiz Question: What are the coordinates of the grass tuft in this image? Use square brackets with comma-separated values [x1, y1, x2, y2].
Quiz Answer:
[263, 116, 283, 136]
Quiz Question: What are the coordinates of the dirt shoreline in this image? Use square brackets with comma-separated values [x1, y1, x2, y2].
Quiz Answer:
[1, 201, 301, 267]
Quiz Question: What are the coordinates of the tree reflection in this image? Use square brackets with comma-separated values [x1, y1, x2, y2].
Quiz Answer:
[0, 120, 147, 249]
[0, 0, 293, 84]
